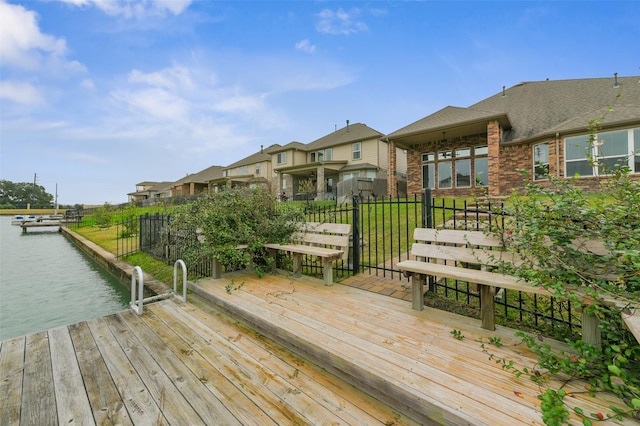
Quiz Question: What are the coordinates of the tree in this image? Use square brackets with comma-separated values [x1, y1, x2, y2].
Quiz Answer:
[0, 180, 54, 208]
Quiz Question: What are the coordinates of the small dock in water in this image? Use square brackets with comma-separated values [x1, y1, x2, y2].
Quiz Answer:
[20, 221, 62, 233]
[1, 271, 634, 425]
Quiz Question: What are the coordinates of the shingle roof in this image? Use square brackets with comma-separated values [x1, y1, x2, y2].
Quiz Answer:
[306, 123, 384, 150]
[388, 76, 640, 143]
[191, 165, 224, 182]
[225, 144, 281, 169]
[270, 141, 306, 153]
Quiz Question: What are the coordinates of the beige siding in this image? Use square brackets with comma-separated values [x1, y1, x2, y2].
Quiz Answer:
[331, 138, 381, 166]
[376, 140, 388, 170]
[293, 150, 306, 166]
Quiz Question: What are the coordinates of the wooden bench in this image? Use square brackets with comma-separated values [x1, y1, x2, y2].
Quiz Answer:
[264, 222, 351, 286]
[396, 228, 639, 345]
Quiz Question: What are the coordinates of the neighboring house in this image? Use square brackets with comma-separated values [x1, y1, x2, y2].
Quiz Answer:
[208, 144, 281, 193]
[386, 74, 640, 198]
[168, 165, 224, 197]
[272, 121, 407, 201]
[128, 181, 173, 203]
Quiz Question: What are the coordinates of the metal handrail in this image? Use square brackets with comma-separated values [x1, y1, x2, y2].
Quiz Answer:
[174, 259, 187, 302]
[130, 260, 188, 315]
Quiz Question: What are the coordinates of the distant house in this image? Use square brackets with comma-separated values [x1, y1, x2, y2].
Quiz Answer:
[128, 181, 173, 203]
[272, 122, 407, 201]
[386, 75, 640, 198]
[208, 144, 281, 193]
[168, 165, 224, 197]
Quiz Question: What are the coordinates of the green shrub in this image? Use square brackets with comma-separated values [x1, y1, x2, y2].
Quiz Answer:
[168, 186, 304, 274]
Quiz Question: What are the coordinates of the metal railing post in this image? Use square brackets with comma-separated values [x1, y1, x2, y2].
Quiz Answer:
[130, 266, 144, 315]
[174, 259, 187, 302]
[351, 195, 360, 274]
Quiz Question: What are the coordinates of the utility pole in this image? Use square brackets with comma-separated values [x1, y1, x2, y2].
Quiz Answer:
[31, 173, 38, 209]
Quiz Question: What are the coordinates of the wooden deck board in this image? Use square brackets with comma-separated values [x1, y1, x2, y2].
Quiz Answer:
[21, 332, 57, 426]
[49, 326, 96, 425]
[67, 321, 133, 425]
[2, 269, 635, 425]
[0, 337, 25, 425]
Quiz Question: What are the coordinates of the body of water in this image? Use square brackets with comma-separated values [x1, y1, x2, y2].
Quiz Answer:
[0, 216, 130, 340]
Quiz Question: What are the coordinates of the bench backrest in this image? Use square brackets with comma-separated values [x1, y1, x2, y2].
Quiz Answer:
[293, 222, 351, 259]
[411, 228, 521, 267]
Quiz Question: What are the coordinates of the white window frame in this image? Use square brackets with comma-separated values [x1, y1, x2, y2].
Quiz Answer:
[533, 142, 550, 181]
[565, 128, 639, 177]
[352, 142, 362, 160]
[277, 152, 287, 165]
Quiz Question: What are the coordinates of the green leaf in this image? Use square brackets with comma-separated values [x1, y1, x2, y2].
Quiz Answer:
[607, 364, 621, 376]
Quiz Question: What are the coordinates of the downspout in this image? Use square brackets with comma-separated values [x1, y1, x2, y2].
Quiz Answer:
[555, 132, 560, 178]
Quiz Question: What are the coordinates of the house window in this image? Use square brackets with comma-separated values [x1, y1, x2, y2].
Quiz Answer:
[422, 153, 435, 189]
[352, 142, 362, 160]
[437, 150, 453, 189]
[277, 152, 286, 165]
[255, 165, 261, 176]
[533, 143, 550, 180]
[343, 171, 360, 180]
[423, 146, 488, 189]
[309, 148, 332, 163]
[474, 145, 488, 187]
[565, 128, 638, 176]
[455, 148, 471, 188]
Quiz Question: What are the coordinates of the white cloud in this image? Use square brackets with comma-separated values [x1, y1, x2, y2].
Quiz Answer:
[128, 66, 194, 91]
[0, 80, 45, 105]
[111, 87, 190, 121]
[80, 78, 95, 90]
[295, 39, 316, 54]
[316, 8, 368, 35]
[57, 0, 192, 19]
[0, 1, 68, 70]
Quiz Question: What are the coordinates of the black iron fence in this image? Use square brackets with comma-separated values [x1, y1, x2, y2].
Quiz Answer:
[76, 191, 582, 338]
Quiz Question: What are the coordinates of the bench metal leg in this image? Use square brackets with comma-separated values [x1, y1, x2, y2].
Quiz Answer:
[411, 275, 424, 311]
[479, 284, 496, 331]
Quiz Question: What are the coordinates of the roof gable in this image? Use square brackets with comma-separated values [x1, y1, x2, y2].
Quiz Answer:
[306, 123, 384, 151]
[225, 144, 281, 169]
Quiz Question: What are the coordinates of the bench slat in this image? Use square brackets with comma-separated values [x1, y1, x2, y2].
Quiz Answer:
[414, 228, 504, 247]
[396, 260, 551, 296]
[410, 244, 523, 267]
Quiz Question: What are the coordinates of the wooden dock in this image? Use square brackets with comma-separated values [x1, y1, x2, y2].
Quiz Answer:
[20, 221, 62, 233]
[1, 271, 634, 425]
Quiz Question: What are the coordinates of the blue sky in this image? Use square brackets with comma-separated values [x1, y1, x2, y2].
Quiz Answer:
[1, 0, 639, 206]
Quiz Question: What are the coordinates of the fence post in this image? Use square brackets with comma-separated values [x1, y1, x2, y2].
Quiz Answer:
[423, 189, 435, 292]
[423, 188, 433, 229]
[351, 195, 360, 274]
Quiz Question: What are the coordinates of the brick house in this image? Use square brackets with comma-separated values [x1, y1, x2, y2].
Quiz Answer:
[385, 75, 640, 198]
